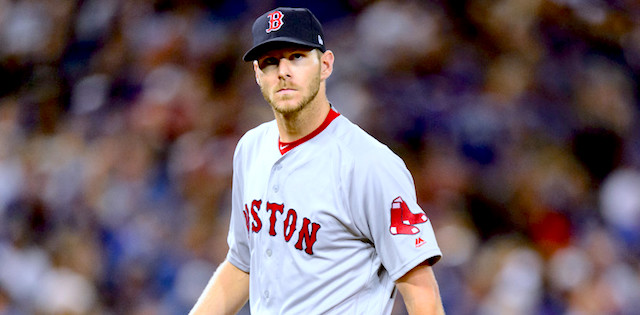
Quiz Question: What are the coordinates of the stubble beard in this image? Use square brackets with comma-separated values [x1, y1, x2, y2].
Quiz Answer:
[261, 70, 322, 117]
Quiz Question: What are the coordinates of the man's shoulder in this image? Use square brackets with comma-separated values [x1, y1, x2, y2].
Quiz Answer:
[329, 115, 411, 185]
[331, 115, 400, 163]
[333, 116, 389, 151]
[235, 120, 277, 155]
[239, 120, 277, 144]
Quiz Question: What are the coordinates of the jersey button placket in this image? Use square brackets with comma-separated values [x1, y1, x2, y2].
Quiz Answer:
[263, 161, 279, 306]
[271, 162, 282, 194]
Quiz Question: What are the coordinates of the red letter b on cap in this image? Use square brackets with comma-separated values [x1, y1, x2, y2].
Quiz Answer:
[266, 11, 284, 33]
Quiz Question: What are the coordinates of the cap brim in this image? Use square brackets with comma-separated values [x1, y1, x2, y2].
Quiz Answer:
[243, 38, 324, 61]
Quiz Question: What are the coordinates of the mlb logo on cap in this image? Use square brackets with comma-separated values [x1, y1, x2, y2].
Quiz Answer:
[243, 7, 326, 61]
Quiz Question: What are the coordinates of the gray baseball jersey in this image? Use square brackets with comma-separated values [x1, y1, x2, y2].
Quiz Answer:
[226, 108, 442, 314]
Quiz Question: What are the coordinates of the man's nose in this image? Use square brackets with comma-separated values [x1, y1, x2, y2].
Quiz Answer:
[278, 59, 292, 78]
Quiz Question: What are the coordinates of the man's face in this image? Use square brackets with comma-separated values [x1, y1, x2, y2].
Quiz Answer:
[254, 48, 322, 116]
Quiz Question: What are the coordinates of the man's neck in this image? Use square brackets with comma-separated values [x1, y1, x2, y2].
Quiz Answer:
[274, 98, 331, 143]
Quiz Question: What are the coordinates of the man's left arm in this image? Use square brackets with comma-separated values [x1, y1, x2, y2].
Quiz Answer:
[396, 262, 445, 315]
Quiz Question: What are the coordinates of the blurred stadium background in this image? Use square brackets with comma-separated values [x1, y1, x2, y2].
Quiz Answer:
[0, 0, 639, 314]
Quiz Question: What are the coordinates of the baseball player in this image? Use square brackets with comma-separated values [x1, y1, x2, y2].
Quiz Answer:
[190, 7, 444, 315]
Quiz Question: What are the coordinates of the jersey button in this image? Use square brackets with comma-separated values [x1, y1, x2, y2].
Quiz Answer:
[273, 185, 279, 192]
[266, 249, 272, 257]
[264, 290, 270, 299]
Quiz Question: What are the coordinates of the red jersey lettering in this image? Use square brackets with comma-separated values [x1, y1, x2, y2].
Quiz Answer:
[283, 209, 298, 242]
[295, 218, 321, 255]
[251, 200, 262, 233]
[266, 202, 284, 236]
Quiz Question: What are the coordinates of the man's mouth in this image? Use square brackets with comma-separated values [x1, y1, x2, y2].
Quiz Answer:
[277, 88, 295, 94]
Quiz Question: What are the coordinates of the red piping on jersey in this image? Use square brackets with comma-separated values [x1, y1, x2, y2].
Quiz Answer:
[278, 108, 340, 155]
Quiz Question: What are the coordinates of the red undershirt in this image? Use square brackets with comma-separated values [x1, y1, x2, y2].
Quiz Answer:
[278, 108, 340, 155]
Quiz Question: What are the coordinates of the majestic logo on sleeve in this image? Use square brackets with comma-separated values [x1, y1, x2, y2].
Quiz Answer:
[266, 11, 284, 33]
[389, 196, 428, 235]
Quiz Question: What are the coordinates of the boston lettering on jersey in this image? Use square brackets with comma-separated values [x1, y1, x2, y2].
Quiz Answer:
[242, 200, 321, 255]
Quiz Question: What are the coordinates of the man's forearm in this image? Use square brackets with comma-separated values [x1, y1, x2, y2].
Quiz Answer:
[396, 263, 445, 315]
[189, 259, 250, 315]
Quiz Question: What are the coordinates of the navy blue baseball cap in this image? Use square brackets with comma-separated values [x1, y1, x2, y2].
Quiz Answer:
[243, 7, 326, 61]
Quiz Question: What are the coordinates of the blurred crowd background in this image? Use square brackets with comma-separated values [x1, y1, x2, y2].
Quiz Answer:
[0, 0, 639, 314]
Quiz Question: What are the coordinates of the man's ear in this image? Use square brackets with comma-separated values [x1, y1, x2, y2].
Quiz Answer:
[253, 61, 261, 85]
[320, 50, 334, 80]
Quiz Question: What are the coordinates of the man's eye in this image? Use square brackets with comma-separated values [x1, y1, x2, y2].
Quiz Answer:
[260, 58, 278, 68]
[291, 53, 304, 60]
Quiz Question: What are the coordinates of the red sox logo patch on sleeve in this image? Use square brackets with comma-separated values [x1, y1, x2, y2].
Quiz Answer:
[266, 10, 284, 33]
[389, 196, 428, 237]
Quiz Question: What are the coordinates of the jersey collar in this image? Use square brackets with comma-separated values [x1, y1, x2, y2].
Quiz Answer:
[278, 107, 340, 155]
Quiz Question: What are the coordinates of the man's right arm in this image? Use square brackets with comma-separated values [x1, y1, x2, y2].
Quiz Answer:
[189, 259, 250, 315]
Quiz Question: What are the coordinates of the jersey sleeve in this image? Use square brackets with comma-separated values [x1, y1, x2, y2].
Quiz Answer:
[225, 139, 251, 273]
[350, 148, 442, 282]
